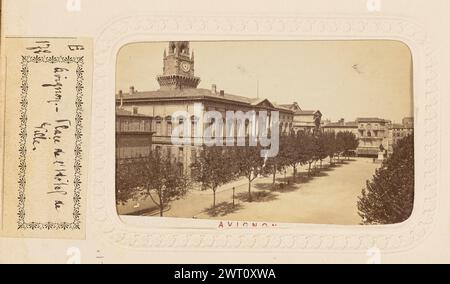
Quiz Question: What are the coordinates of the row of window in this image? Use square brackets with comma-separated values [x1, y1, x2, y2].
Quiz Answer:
[359, 123, 383, 128]
[117, 117, 294, 136]
[359, 130, 386, 138]
[116, 146, 151, 159]
[392, 131, 411, 138]
[154, 120, 291, 137]
[154, 145, 185, 162]
[116, 118, 152, 132]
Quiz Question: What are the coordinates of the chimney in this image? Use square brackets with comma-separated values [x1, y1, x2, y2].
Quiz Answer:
[129, 86, 135, 95]
[211, 84, 217, 94]
[118, 90, 123, 107]
[219, 90, 225, 97]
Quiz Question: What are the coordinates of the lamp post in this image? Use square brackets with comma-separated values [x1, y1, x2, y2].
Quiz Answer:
[232, 187, 236, 207]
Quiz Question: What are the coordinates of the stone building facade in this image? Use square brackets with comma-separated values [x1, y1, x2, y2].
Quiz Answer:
[115, 108, 154, 162]
[355, 117, 390, 157]
[116, 41, 297, 172]
[323, 117, 414, 158]
[279, 102, 322, 134]
[322, 119, 359, 136]
[388, 117, 414, 153]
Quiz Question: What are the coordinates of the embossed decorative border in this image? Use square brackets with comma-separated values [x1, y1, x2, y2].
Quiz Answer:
[92, 15, 438, 252]
[17, 55, 85, 230]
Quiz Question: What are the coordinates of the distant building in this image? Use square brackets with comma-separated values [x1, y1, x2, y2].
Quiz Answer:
[323, 117, 392, 157]
[402, 117, 414, 129]
[388, 117, 414, 153]
[116, 108, 154, 162]
[322, 118, 358, 136]
[279, 102, 322, 134]
[355, 118, 391, 157]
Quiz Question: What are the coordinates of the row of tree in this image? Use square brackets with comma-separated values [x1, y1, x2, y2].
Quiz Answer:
[116, 130, 359, 215]
[116, 153, 189, 217]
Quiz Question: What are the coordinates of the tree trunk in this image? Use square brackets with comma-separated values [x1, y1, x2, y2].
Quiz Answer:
[320, 159, 323, 169]
[248, 178, 253, 202]
[159, 190, 163, 217]
[292, 166, 297, 181]
[212, 188, 217, 208]
[272, 164, 277, 185]
[308, 162, 312, 176]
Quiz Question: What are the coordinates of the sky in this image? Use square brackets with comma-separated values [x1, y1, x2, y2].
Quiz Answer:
[116, 40, 413, 123]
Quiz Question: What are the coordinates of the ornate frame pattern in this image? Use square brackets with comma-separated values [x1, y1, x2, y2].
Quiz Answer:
[92, 15, 438, 252]
[18, 55, 85, 230]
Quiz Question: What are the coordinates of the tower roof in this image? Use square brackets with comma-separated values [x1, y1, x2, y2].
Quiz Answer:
[159, 41, 199, 90]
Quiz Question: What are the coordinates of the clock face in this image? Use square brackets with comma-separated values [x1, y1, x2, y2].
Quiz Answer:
[180, 62, 191, 72]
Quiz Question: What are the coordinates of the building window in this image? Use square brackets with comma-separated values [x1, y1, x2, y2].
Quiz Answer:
[208, 118, 216, 138]
[133, 106, 138, 115]
[167, 121, 172, 136]
[191, 149, 197, 164]
[178, 147, 184, 163]
[177, 163, 184, 176]
[155, 121, 161, 135]
[167, 147, 172, 159]
[123, 119, 129, 132]
[179, 118, 184, 137]
[245, 120, 249, 137]
[191, 121, 196, 137]
[145, 120, 151, 132]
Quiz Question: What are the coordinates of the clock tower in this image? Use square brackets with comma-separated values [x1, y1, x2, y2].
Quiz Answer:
[157, 41, 200, 90]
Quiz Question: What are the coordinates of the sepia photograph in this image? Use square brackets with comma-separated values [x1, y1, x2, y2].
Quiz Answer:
[115, 40, 414, 225]
[2, 0, 450, 266]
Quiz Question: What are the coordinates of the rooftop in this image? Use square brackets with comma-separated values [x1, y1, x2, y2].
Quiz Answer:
[323, 121, 358, 128]
[116, 107, 151, 117]
[117, 88, 294, 113]
[356, 117, 389, 123]
[296, 110, 317, 115]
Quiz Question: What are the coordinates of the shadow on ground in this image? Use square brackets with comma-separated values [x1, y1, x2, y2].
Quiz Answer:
[254, 181, 299, 193]
[203, 202, 244, 217]
[236, 190, 278, 203]
[320, 164, 340, 172]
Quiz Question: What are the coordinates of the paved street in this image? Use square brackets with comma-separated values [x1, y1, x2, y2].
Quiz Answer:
[140, 157, 380, 225]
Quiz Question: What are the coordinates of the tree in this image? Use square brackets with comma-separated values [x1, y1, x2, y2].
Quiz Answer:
[190, 146, 235, 208]
[116, 160, 142, 205]
[136, 151, 189, 217]
[304, 134, 319, 176]
[323, 131, 337, 166]
[283, 134, 299, 181]
[341, 131, 359, 160]
[315, 133, 328, 170]
[336, 131, 357, 162]
[357, 135, 414, 225]
[234, 146, 265, 202]
[265, 136, 290, 186]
